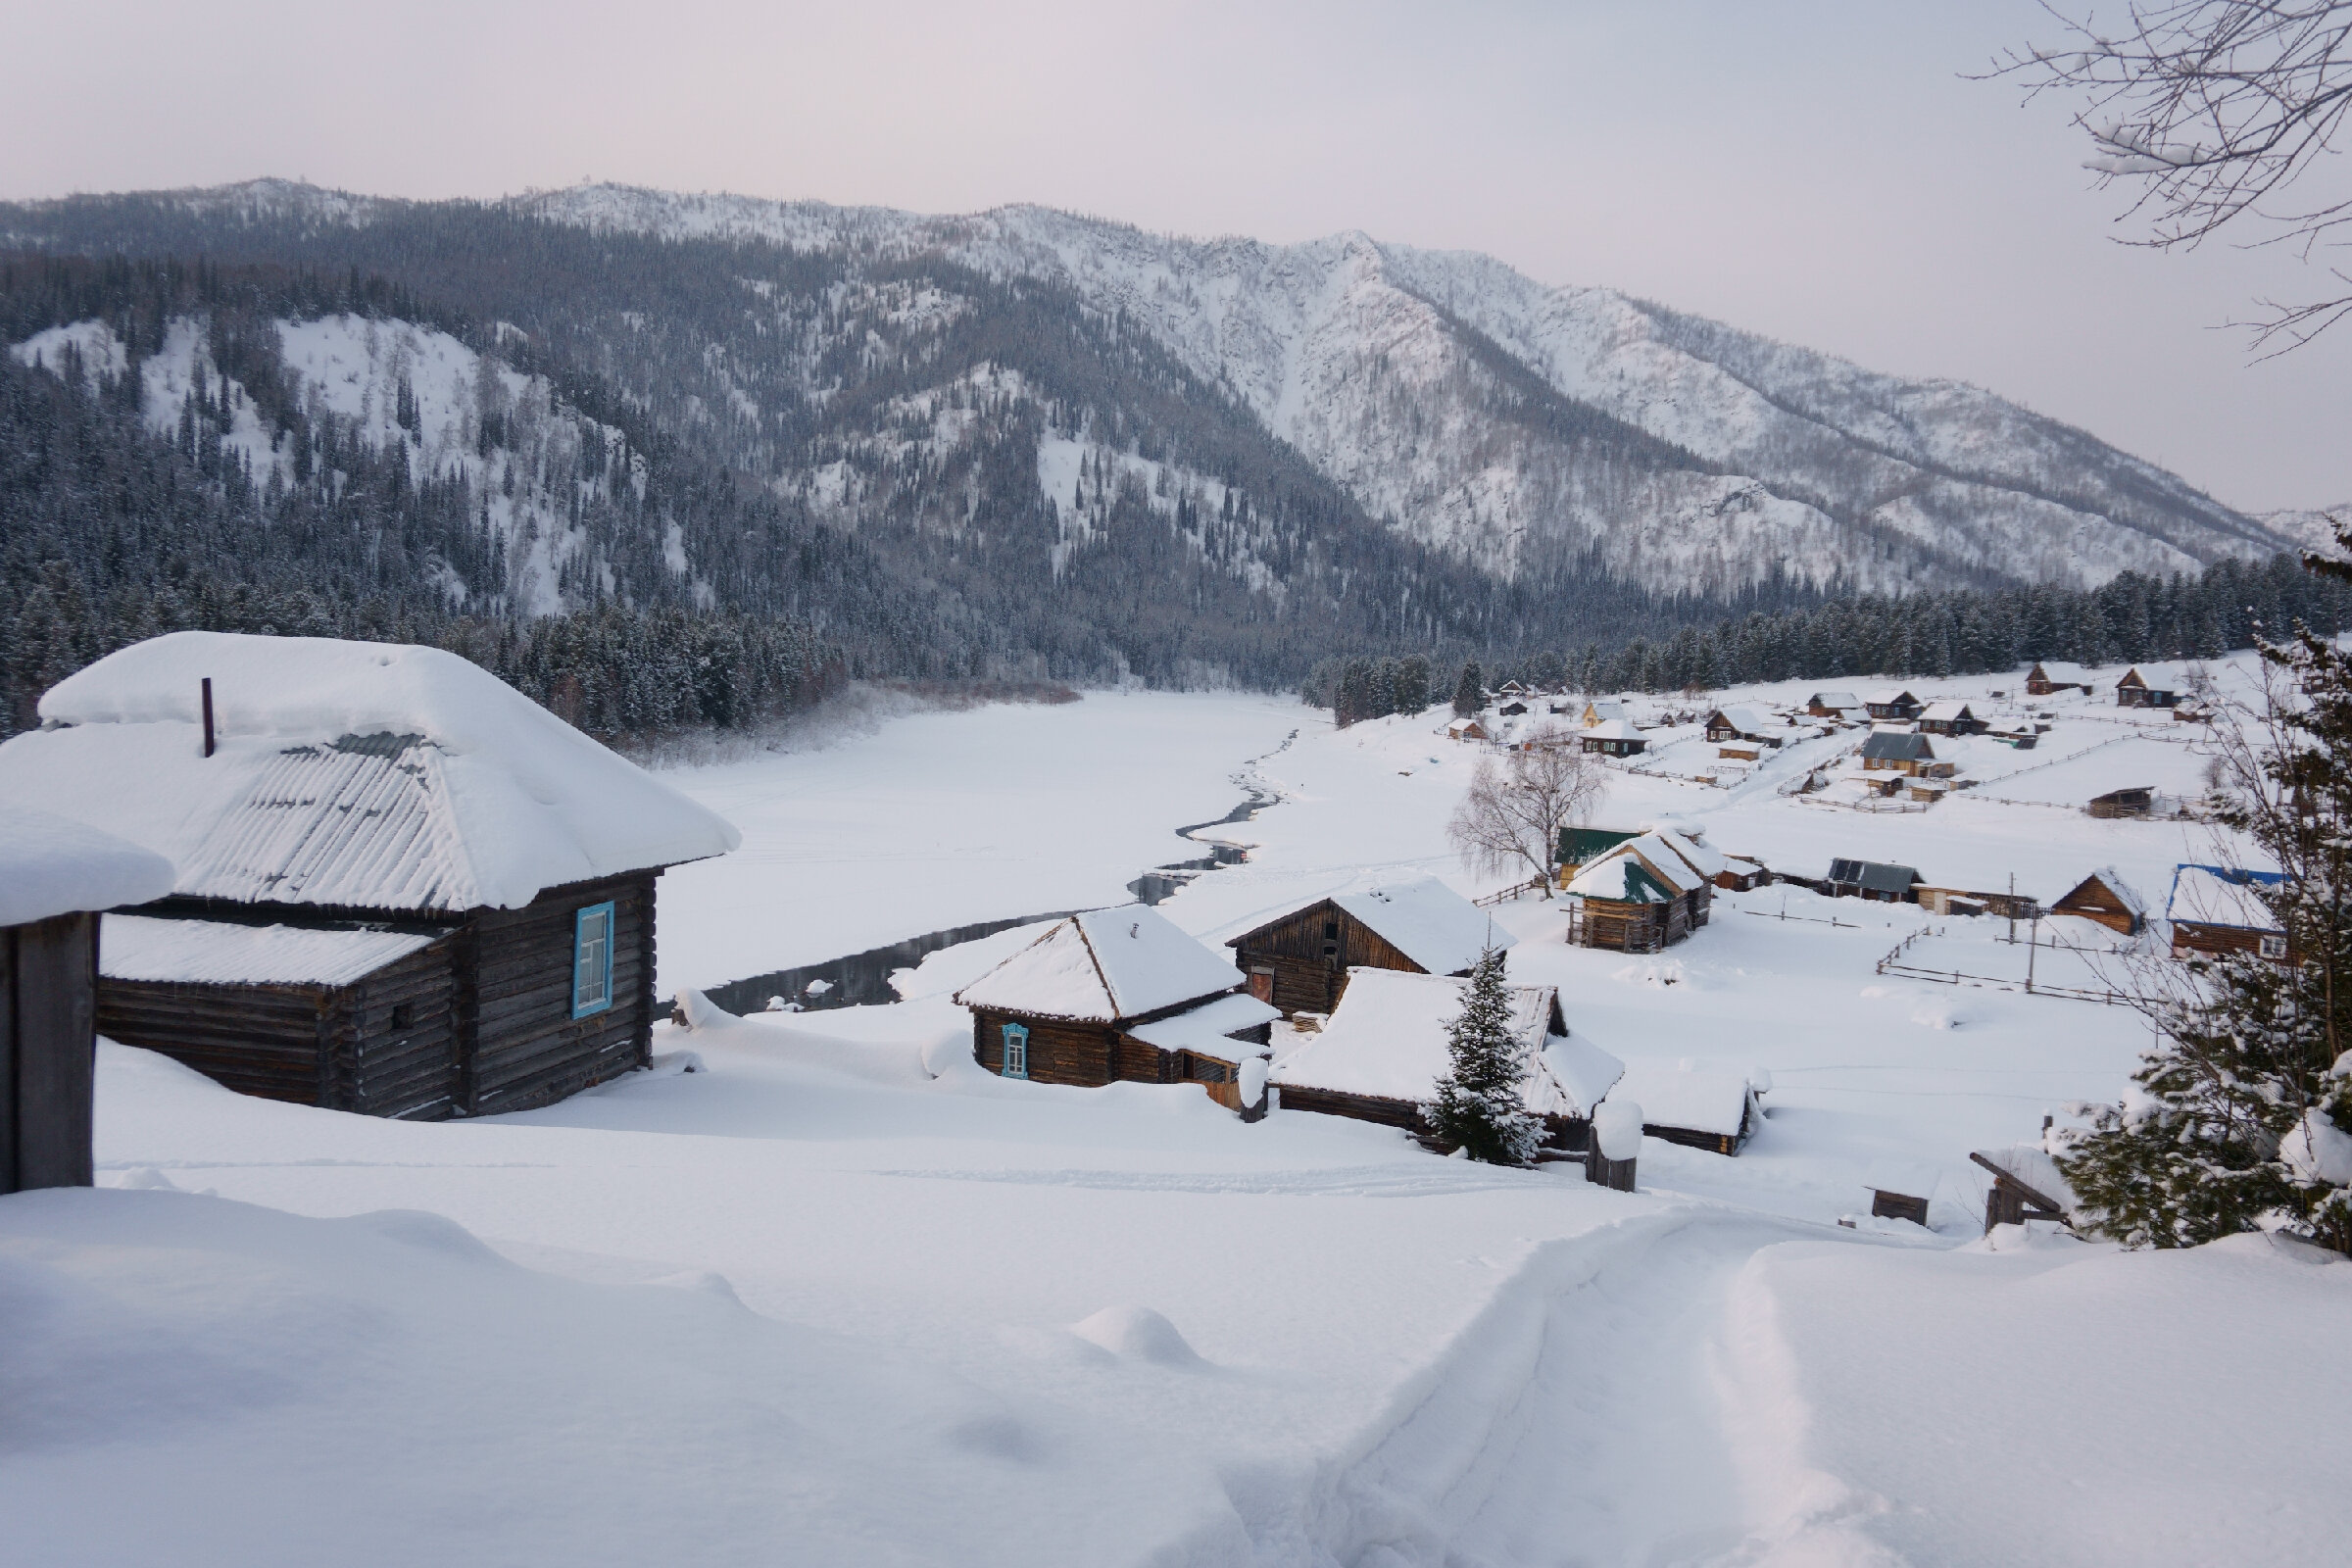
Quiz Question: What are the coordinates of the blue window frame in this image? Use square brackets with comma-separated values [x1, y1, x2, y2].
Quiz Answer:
[1001, 1022, 1029, 1079]
[571, 901, 615, 1018]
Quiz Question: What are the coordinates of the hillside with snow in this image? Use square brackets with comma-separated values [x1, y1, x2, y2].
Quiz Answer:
[1, 179, 2299, 615]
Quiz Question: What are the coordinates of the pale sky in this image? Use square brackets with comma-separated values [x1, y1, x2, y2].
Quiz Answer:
[6, 0, 2345, 513]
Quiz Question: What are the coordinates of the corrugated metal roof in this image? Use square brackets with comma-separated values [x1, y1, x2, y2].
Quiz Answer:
[103, 912, 438, 987]
[176, 733, 484, 910]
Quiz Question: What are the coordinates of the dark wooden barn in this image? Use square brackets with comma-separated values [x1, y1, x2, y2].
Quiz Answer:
[1225, 877, 1503, 1017]
[2086, 785, 2155, 819]
[1805, 691, 1862, 717]
[1825, 858, 1923, 903]
[1864, 688, 1923, 721]
[2024, 662, 2059, 696]
[0, 631, 742, 1120]
[1, 811, 175, 1195]
[956, 906, 1276, 1104]
[1581, 718, 1648, 757]
[1917, 700, 1981, 736]
[2049, 868, 2146, 936]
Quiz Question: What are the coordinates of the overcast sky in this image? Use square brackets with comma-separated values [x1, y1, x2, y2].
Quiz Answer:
[6, 0, 2344, 513]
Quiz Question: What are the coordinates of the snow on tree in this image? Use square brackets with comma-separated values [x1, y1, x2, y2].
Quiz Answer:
[1423, 945, 1542, 1166]
[2060, 523, 2352, 1250]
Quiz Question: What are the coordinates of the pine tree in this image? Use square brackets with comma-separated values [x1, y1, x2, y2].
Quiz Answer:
[2059, 524, 2352, 1251]
[1452, 661, 1485, 717]
[1423, 946, 1542, 1166]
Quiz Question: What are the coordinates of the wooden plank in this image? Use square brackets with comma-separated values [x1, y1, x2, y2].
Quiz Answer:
[15, 913, 97, 1190]
[0, 927, 18, 1193]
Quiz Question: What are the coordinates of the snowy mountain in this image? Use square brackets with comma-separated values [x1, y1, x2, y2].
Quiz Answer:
[511, 184, 2290, 593]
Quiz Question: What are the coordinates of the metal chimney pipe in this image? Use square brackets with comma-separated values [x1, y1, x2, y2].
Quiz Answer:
[202, 677, 215, 758]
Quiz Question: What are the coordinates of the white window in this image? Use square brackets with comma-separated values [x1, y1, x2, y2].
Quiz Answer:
[1001, 1022, 1029, 1079]
[572, 902, 615, 1017]
[2259, 933, 2288, 960]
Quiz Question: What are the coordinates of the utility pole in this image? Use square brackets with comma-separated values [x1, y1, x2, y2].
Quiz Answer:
[2026, 912, 2039, 995]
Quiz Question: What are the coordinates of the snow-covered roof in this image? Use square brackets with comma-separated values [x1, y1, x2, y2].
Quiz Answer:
[0, 807, 175, 928]
[2165, 864, 2285, 932]
[1585, 718, 1643, 741]
[1649, 829, 1726, 884]
[1581, 701, 1626, 725]
[1707, 706, 1769, 735]
[1920, 700, 1974, 721]
[1865, 688, 1918, 705]
[0, 632, 740, 913]
[954, 906, 1244, 1022]
[1606, 1058, 1763, 1138]
[1326, 878, 1509, 975]
[2060, 866, 2146, 919]
[1121, 992, 1280, 1057]
[1565, 833, 1705, 902]
[1807, 691, 1861, 709]
[1271, 967, 1615, 1117]
[102, 913, 440, 988]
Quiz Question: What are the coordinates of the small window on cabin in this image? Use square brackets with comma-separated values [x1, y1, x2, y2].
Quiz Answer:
[388, 1002, 415, 1031]
[1001, 1022, 1029, 1079]
[2259, 933, 2288, 960]
[572, 901, 616, 1018]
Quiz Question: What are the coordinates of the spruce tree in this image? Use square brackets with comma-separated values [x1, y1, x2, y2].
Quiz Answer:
[2059, 524, 2352, 1251]
[1452, 661, 1486, 718]
[1423, 946, 1542, 1166]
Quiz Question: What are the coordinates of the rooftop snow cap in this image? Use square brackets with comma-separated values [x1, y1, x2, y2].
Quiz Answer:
[1326, 877, 1510, 975]
[0, 807, 176, 928]
[2166, 864, 2287, 932]
[955, 906, 1245, 1023]
[0, 632, 741, 912]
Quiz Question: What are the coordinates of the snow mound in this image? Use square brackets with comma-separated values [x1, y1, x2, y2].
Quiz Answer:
[1069, 1305, 1205, 1368]
[1592, 1101, 1645, 1161]
[0, 808, 174, 928]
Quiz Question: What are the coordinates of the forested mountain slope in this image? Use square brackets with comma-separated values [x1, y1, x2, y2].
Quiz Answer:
[0, 179, 2302, 707]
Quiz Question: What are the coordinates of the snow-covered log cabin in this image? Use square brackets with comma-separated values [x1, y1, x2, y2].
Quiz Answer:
[954, 906, 1278, 1106]
[1580, 718, 1647, 757]
[1223, 877, 1506, 1017]
[0, 810, 174, 1193]
[2165, 864, 2292, 963]
[1269, 967, 1619, 1151]
[2049, 868, 2146, 936]
[0, 633, 740, 1119]
[1864, 688, 1923, 721]
[2115, 667, 2179, 709]
[1562, 831, 1716, 951]
[1611, 1058, 1769, 1156]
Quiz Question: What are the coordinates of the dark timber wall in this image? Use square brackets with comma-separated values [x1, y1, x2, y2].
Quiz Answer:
[1229, 902, 1433, 1017]
[2, 911, 99, 1193]
[459, 871, 657, 1116]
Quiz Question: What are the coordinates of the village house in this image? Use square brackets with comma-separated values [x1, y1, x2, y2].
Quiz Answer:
[1563, 830, 1716, 950]
[1917, 700, 1982, 736]
[1581, 717, 1648, 758]
[1860, 730, 1936, 775]
[1576, 699, 1627, 729]
[1864, 688, 1923, 722]
[1225, 878, 1503, 1017]
[1269, 967, 1620, 1151]
[956, 906, 1278, 1104]
[0, 632, 741, 1120]
[1825, 858, 1924, 903]
[2115, 667, 2180, 709]
[1, 809, 175, 1194]
[1700, 706, 1775, 744]
[2050, 867, 2146, 936]
[1445, 716, 1489, 743]
[2166, 864, 2292, 963]
[2024, 662, 2060, 696]
[1805, 691, 1862, 718]
[1715, 854, 1771, 892]
[1614, 1058, 1769, 1156]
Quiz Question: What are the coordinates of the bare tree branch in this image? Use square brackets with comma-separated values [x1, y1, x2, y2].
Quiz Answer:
[1446, 728, 1610, 890]
[1984, 2, 2352, 351]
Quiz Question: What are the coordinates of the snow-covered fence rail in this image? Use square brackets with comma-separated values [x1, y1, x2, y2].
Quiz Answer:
[1875, 926, 2134, 1004]
[1472, 875, 1548, 907]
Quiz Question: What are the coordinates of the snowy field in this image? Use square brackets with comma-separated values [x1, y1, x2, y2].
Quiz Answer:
[10, 652, 2352, 1565]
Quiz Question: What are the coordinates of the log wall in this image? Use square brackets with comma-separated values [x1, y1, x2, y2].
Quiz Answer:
[3, 911, 99, 1193]
[459, 871, 657, 1116]
[1230, 902, 1432, 1017]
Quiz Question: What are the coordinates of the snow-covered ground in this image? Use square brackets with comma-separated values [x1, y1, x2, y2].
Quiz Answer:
[11, 651, 2350, 1565]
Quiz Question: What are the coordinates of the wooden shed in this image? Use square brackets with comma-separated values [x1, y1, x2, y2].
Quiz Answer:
[1445, 716, 1489, 743]
[1269, 967, 1618, 1152]
[1, 810, 175, 1194]
[2115, 667, 2179, 709]
[1611, 1057, 1768, 1156]
[1225, 877, 1505, 1017]
[1563, 831, 1715, 951]
[2086, 785, 2155, 819]
[0, 631, 741, 1120]
[956, 906, 1276, 1104]
[2024, 662, 2059, 696]
[2165, 864, 2292, 963]
[2050, 867, 2146, 936]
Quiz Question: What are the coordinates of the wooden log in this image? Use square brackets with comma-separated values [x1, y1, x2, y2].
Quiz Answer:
[10, 913, 98, 1191]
